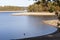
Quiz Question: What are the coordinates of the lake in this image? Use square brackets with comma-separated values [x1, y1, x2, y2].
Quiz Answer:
[0, 12, 57, 40]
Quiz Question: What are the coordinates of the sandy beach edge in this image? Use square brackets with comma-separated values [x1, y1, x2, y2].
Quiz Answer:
[11, 12, 56, 16]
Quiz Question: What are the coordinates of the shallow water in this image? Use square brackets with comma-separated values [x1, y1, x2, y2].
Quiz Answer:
[0, 12, 57, 40]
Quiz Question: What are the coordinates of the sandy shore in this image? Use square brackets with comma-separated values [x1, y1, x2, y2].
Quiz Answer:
[43, 20, 60, 28]
[11, 12, 56, 16]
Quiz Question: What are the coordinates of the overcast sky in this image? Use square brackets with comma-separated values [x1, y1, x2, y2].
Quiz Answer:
[0, 0, 36, 7]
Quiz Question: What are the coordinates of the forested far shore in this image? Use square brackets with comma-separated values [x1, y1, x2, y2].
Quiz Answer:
[28, 0, 60, 12]
[0, 6, 27, 11]
[1, 0, 60, 12]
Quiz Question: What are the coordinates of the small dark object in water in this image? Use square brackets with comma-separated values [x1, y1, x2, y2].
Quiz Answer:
[24, 33, 25, 36]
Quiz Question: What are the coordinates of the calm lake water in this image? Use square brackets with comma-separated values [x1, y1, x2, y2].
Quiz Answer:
[0, 12, 57, 40]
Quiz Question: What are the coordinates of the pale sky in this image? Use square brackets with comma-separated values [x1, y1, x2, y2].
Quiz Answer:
[0, 0, 36, 7]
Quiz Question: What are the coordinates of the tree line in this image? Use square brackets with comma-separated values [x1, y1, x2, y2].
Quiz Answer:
[28, 0, 60, 12]
[0, 6, 24, 11]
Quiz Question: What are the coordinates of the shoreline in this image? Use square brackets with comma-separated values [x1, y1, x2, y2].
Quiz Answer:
[43, 20, 60, 28]
[11, 12, 56, 16]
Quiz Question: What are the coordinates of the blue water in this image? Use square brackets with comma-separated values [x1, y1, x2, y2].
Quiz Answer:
[0, 12, 57, 40]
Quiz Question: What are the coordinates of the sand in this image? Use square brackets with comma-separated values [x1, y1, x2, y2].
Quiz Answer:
[11, 12, 56, 16]
[43, 20, 60, 28]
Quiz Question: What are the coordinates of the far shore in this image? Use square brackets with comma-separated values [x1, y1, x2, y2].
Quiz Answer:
[0, 11, 48, 12]
[0, 11, 24, 12]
